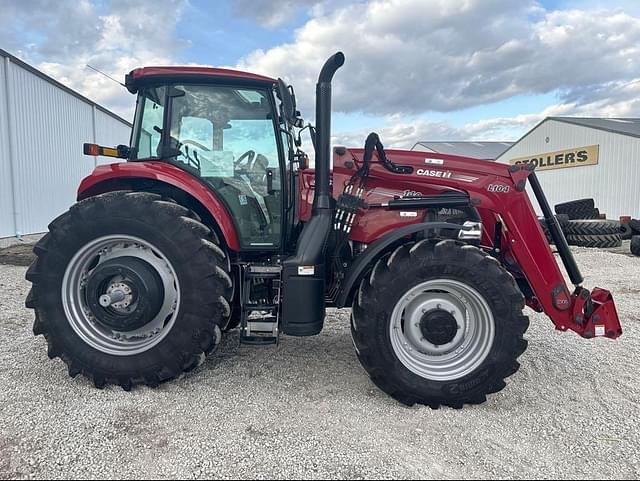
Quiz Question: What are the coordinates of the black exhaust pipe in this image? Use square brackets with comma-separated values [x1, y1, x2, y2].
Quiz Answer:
[314, 51, 345, 210]
[281, 52, 345, 337]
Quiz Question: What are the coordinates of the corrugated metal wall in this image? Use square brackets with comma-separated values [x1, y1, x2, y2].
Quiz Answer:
[498, 120, 640, 219]
[0, 58, 15, 237]
[0, 52, 131, 238]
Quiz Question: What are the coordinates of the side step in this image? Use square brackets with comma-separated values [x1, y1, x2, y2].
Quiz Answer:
[239, 264, 281, 346]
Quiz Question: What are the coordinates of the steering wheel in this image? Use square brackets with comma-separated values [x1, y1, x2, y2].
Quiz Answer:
[181, 139, 211, 152]
[235, 150, 256, 170]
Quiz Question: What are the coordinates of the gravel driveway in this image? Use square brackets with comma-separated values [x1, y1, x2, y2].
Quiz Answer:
[0, 245, 639, 479]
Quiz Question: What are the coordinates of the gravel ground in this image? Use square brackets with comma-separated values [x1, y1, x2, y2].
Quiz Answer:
[0, 245, 639, 479]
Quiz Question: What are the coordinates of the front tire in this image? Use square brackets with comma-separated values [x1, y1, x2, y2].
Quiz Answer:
[26, 191, 232, 389]
[351, 239, 529, 408]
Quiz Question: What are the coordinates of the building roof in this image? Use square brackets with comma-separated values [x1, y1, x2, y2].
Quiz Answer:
[548, 117, 640, 138]
[496, 116, 640, 160]
[0, 48, 132, 127]
[411, 141, 514, 160]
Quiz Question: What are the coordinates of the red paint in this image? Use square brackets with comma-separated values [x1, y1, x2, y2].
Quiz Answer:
[130, 66, 275, 85]
[77, 161, 241, 251]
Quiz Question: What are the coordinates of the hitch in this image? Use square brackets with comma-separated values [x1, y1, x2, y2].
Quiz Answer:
[564, 287, 622, 339]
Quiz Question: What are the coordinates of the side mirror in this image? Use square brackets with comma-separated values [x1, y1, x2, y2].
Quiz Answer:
[277, 78, 296, 124]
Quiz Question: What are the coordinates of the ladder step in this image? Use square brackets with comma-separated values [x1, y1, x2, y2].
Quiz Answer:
[248, 265, 282, 273]
[245, 272, 280, 279]
[246, 265, 282, 278]
[247, 320, 277, 332]
[240, 263, 281, 346]
[240, 335, 277, 346]
[245, 304, 277, 311]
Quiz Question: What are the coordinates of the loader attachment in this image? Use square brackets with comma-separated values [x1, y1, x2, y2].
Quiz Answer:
[513, 167, 622, 340]
[567, 287, 622, 339]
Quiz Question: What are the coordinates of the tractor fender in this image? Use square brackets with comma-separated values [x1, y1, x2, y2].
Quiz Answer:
[336, 221, 466, 308]
[77, 161, 241, 251]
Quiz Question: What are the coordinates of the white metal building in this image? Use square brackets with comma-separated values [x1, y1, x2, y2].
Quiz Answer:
[0, 49, 131, 239]
[412, 141, 513, 160]
[498, 117, 640, 219]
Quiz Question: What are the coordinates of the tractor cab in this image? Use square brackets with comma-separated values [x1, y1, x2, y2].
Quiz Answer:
[125, 67, 305, 252]
[113, 60, 343, 344]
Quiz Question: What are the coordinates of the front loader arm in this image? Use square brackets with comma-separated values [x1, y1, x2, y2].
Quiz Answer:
[498, 165, 622, 339]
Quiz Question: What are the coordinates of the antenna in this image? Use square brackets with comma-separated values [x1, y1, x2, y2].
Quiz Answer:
[86, 64, 125, 87]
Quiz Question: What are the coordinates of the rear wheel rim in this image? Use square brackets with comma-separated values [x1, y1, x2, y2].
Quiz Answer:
[389, 279, 495, 381]
[62, 235, 180, 356]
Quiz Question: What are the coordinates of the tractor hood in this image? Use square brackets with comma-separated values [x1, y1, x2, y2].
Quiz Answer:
[333, 146, 517, 181]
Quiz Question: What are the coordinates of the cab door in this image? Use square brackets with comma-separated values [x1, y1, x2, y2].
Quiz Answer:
[134, 83, 285, 250]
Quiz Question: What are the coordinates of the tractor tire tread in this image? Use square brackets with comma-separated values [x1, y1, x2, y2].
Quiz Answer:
[351, 239, 529, 409]
[566, 233, 623, 248]
[26, 191, 232, 390]
[565, 220, 620, 236]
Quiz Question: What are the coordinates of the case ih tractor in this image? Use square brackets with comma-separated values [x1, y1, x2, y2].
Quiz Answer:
[26, 52, 622, 408]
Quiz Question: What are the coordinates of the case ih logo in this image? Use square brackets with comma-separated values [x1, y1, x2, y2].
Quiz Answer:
[416, 169, 453, 178]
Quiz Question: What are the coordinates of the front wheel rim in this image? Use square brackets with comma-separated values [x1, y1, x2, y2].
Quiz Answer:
[389, 279, 495, 381]
[62, 235, 180, 356]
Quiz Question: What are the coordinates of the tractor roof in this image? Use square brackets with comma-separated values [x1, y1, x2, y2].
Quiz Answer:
[125, 66, 276, 93]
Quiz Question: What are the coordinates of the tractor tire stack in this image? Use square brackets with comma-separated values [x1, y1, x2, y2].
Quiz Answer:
[554, 198, 599, 220]
[564, 220, 622, 248]
[553, 199, 623, 248]
[630, 220, 640, 256]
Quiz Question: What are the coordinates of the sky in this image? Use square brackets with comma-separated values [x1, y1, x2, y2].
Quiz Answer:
[3, 0, 640, 149]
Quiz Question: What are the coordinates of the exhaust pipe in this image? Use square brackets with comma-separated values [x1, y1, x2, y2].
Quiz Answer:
[281, 52, 345, 337]
[314, 52, 345, 211]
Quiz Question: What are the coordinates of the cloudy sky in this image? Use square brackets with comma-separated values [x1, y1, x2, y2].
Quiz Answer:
[3, 0, 640, 149]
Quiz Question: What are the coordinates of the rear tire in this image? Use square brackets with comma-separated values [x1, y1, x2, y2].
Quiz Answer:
[351, 239, 529, 408]
[26, 191, 232, 389]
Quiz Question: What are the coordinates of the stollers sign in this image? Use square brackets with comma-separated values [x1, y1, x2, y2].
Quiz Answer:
[509, 145, 599, 172]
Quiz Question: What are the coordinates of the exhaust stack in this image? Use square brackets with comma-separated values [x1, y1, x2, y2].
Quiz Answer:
[313, 52, 345, 211]
[281, 52, 345, 337]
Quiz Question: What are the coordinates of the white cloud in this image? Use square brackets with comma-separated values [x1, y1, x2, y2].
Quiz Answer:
[3, 0, 189, 120]
[5, 0, 640, 149]
[231, 0, 355, 28]
[333, 79, 640, 149]
[237, 0, 640, 120]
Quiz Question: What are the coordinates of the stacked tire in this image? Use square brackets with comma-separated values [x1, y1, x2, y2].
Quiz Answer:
[553, 199, 622, 248]
[565, 220, 622, 248]
[631, 220, 640, 256]
[632, 236, 640, 256]
[554, 198, 599, 220]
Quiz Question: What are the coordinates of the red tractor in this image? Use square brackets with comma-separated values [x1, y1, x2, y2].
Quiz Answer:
[26, 52, 622, 408]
